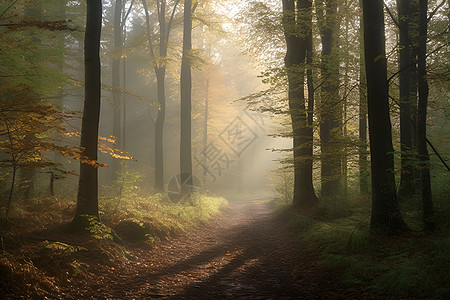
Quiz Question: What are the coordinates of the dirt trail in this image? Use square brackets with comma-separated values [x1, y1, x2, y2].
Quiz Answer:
[67, 201, 356, 299]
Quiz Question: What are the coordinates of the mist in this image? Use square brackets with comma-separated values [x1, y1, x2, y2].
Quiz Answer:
[1, 0, 449, 298]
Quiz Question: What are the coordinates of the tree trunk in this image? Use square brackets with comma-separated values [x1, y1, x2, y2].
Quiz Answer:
[282, 0, 318, 209]
[122, 30, 127, 153]
[417, 0, 434, 231]
[202, 79, 209, 184]
[319, 0, 341, 198]
[362, 0, 407, 232]
[305, 7, 316, 204]
[155, 68, 166, 191]
[142, 0, 180, 191]
[73, 0, 102, 220]
[397, 0, 417, 200]
[6, 165, 17, 220]
[180, 0, 193, 188]
[111, 0, 123, 183]
[359, 3, 369, 194]
[342, 1, 350, 196]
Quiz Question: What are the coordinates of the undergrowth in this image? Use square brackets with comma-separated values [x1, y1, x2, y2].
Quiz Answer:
[0, 178, 228, 298]
[101, 192, 228, 243]
[284, 190, 450, 298]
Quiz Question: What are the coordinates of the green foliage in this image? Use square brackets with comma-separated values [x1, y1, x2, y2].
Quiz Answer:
[271, 167, 294, 206]
[40, 241, 87, 254]
[302, 218, 371, 253]
[0, 0, 86, 216]
[115, 161, 144, 196]
[70, 214, 120, 242]
[286, 194, 450, 297]
[101, 168, 228, 243]
[372, 253, 432, 294]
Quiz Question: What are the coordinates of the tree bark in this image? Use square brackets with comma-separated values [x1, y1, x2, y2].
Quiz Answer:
[318, 0, 342, 197]
[111, 0, 123, 183]
[155, 68, 166, 191]
[417, 0, 434, 231]
[359, 3, 369, 194]
[142, 0, 180, 191]
[180, 0, 193, 188]
[282, 0, 318, 209]
[362, 0, 407, 232]
[73, 0, 102, 220]
[342, 1, 350, 196]
[202, 79, 209, 184]
[397, 0, 417, 200]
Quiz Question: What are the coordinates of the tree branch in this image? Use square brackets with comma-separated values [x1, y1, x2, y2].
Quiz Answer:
[166, 0, 181, 45]
[192, 1, 199, 14]
[141, 0, 156, 61]
[122, 0, 135, 24]
[384, 2, 400, 29]
[388, 95, 450, 172]
[0, 0, 19, 19]
[427, 0, 446, 23]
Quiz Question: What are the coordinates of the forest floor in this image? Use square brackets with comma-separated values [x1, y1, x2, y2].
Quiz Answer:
[53, 199, 371, 299]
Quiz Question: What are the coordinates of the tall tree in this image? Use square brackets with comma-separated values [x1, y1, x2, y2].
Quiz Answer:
[397, 0, 418, 200]
[180, 0, 196, 188]
[358, 6, 369, 194]
[417, 0, 434, 230]
[142, 0, 181, 191]
[317, 0, 342, 197]
[362, 0, 407, 232]
[111, 0, 123, 182]
[72, 0, 103, 222]
[282, 0, 318, 209]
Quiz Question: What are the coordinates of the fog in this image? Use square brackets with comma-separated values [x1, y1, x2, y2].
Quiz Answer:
[2, 1, 449, 298]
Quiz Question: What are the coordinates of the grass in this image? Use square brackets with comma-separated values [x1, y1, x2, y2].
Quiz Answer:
[101, 192, 228, 243]
[282, 190, 450, 298]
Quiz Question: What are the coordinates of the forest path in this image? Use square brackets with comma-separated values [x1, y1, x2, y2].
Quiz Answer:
[75, 200, 354, 299]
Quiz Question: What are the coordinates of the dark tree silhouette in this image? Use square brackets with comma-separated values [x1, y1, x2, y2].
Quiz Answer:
[362, 0, 407, 232]
[72, 0, 102, 221]
[417, 0, 434, 231]
[397, 0, 419, 200]
[318, 0, 342, 197]
[358, 3, 369, 194]
[282, 0, 318, 209]
[111, 0, 123, 182]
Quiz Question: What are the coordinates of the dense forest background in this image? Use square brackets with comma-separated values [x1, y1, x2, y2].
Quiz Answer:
[1, 0, 449, 298]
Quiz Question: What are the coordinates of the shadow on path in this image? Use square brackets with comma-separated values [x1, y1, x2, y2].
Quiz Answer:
[79, 201, 349, 299]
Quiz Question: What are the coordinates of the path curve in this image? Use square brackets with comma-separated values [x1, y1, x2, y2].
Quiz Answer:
[70, 201, 356, 299]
